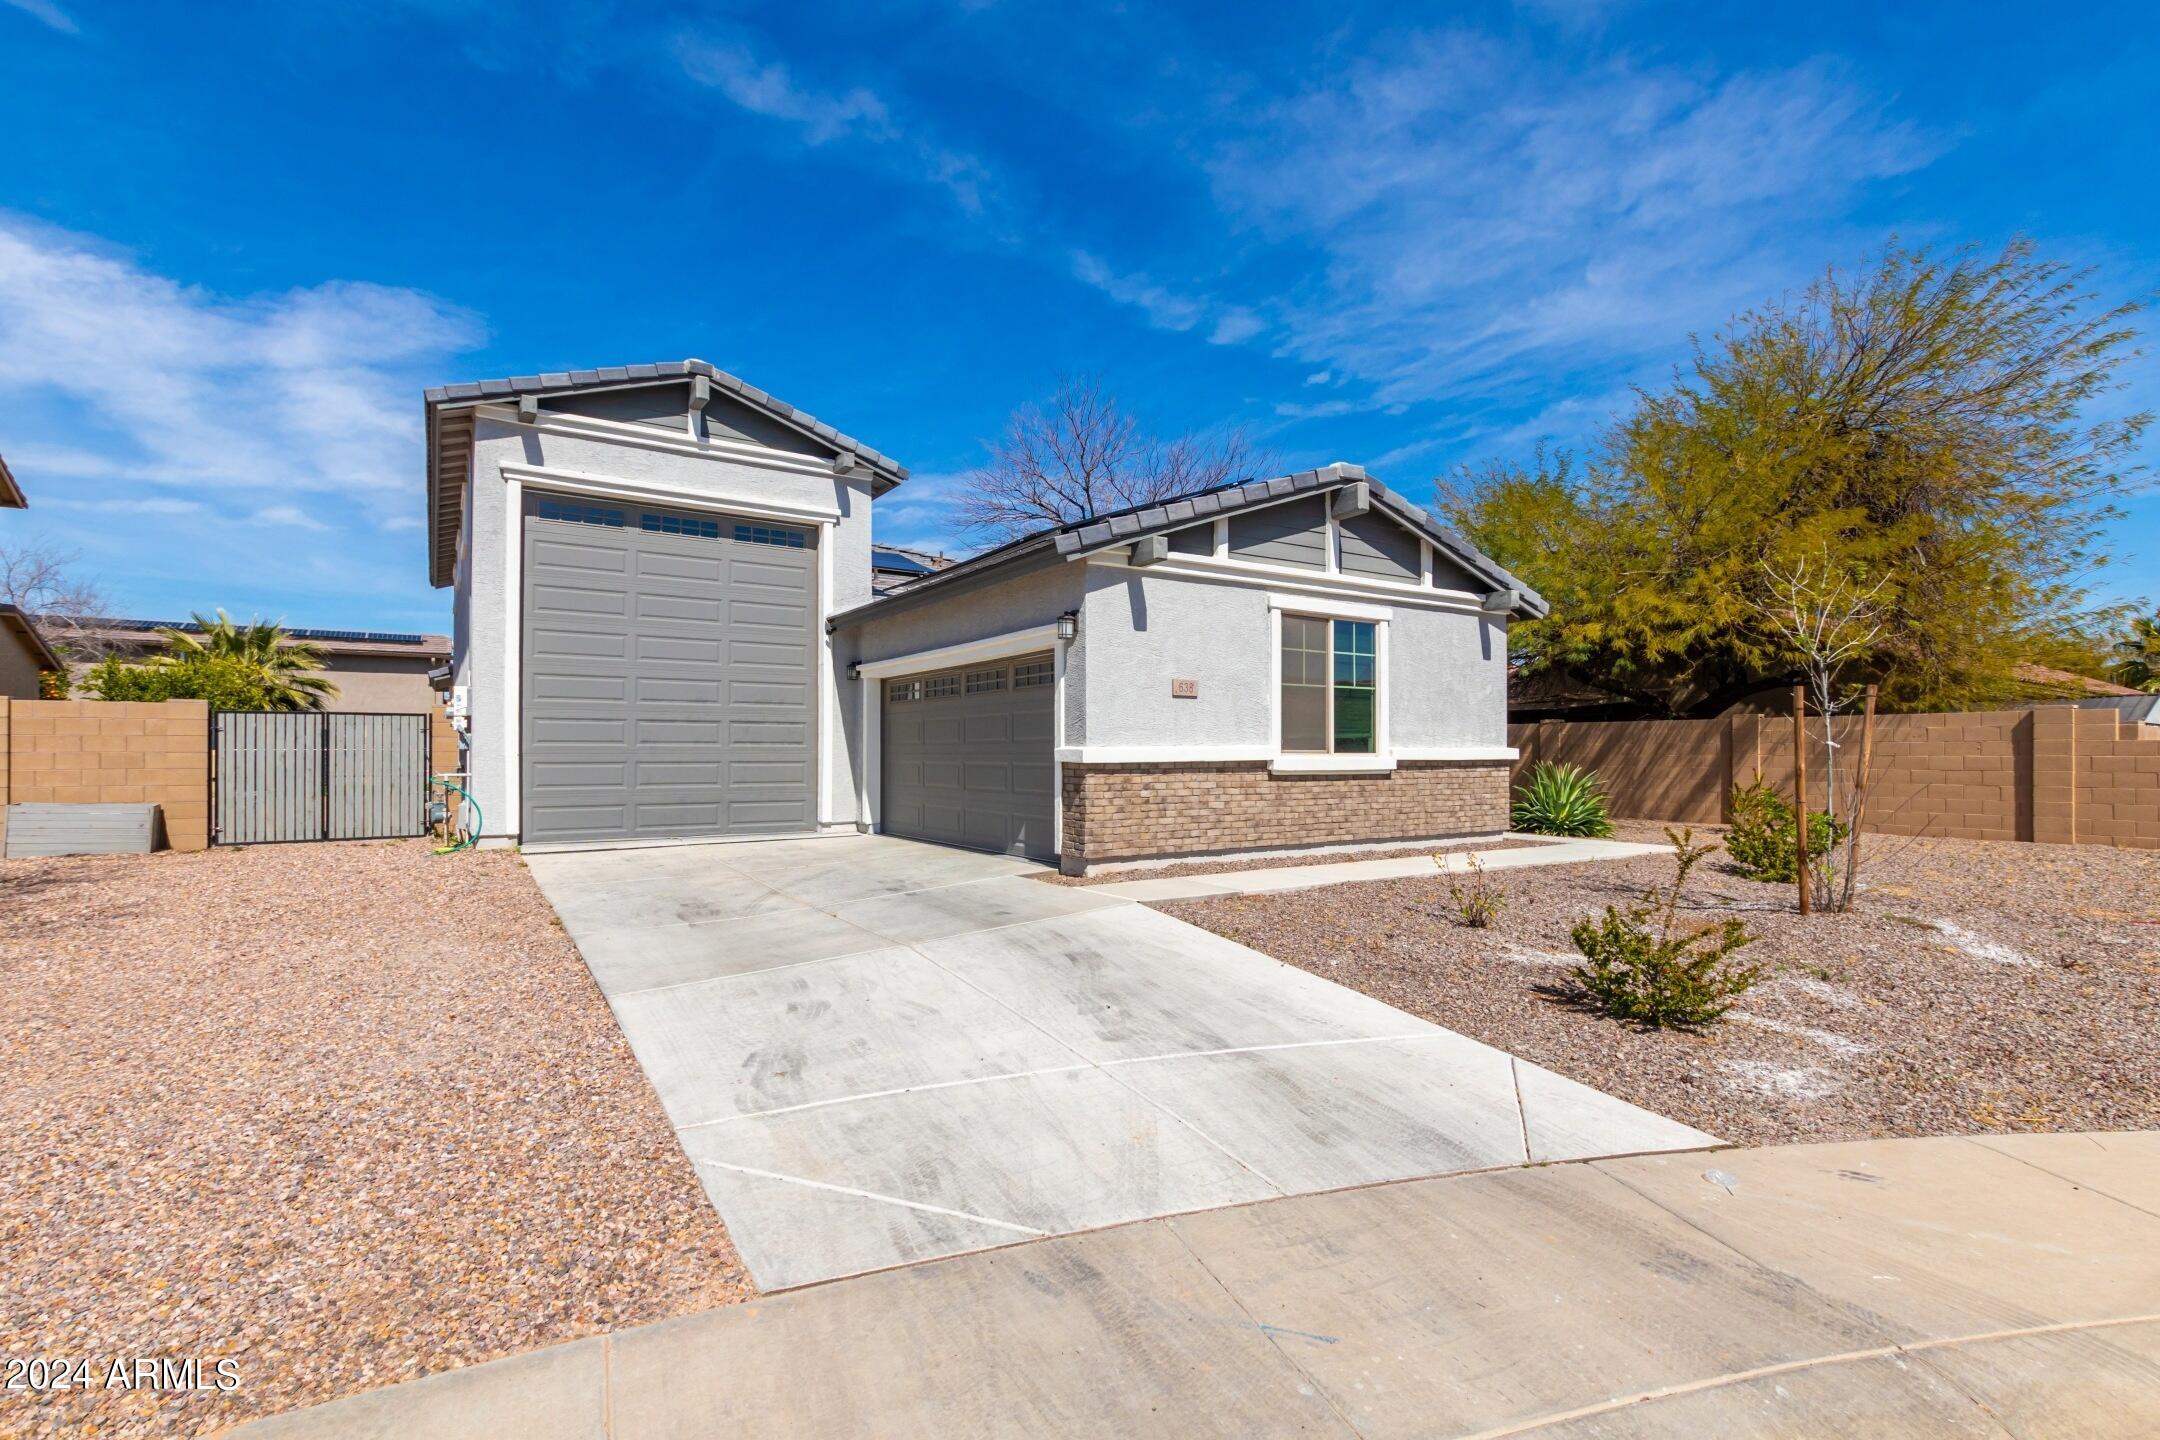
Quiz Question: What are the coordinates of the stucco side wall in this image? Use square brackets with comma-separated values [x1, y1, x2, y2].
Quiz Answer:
[456, 415, 875, 840]
[1078, 568, 1273, 750]
[841, 559, 1087, 746]
[0, 627, 46, 700]
[1073, 564, 1512, 753]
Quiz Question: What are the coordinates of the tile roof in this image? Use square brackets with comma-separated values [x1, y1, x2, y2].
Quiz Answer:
[832, 461, 1547, 624]
[426, 360, 909, 588]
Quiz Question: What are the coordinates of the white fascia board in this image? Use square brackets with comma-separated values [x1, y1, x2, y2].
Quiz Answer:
[497, 462, 840, 526]
[1086, 551, 1483, 614]
[1395, 745, 1520, 762]
[855, 624, 1063, 679]
[1265, 590, 1393, 622]
[476, 403, 841, 480]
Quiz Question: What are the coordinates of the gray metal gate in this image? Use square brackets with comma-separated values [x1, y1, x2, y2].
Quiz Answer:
[213, 712, 431, 844]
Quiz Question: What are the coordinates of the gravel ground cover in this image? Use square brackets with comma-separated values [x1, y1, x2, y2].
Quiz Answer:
[1036, 835, 1544, 886]
[0, 840, 748, 1439]
[1159, 823, 2160, 1146]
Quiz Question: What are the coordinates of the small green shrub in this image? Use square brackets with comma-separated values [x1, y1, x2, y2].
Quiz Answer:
[81, 654, 282, 711]
[1568, 828, 1762, 1027]
[1444, 855, 1504, 928]
[1726, 781, 1844, 883]
[1511, 762, 1614, 837]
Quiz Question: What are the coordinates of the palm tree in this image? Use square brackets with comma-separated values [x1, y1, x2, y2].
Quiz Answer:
[2111, 613, 2160, 694]
[156, 611, 338, 711]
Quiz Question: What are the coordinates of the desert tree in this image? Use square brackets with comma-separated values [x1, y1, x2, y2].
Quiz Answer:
[1752, 551, 1891, 912]
[1445, 238, 2149, 714]
[957, 376, 1265, 541]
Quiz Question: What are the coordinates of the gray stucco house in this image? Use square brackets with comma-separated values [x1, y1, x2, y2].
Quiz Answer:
[427, 361, 1545, 873]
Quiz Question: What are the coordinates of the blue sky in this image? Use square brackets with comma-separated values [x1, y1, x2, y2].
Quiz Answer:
[2, 0, 2154, 633]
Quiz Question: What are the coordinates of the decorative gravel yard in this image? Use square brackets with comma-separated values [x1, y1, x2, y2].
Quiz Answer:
[0, 840, 748, 1439]
[1159, 824, 2160, 1145]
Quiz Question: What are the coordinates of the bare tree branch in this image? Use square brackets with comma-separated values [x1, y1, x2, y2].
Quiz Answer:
[956, 376, 1269, 542]
[0, 539, 110, 660]
[1752, 551, 1893, 913]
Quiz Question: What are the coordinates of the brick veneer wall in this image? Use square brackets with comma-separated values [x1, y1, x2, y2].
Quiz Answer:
[1059, 760, 1510, 873]
[1507, 706, 2160, 851]
[0, 698, 211, 853]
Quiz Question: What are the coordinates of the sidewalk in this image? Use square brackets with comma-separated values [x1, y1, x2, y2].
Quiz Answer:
[232, 1131, 2160, 1439]
[1086, 834, 1670, 902]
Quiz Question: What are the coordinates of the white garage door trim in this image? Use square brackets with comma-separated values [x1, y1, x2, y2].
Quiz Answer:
[514, 487, 825, 846]
[855, 623, 1067, 857]
[501, 465, 836, 845]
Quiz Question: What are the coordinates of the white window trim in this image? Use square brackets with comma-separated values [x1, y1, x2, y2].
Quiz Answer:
[1268, 596, 1390, 773]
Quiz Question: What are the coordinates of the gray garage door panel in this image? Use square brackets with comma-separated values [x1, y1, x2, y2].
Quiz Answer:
[882, 653, 1055, 862]
[522, 494, 818, 846]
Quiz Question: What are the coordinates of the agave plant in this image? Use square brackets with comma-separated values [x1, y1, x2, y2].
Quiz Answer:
[1511, 761, 1614, 837]
[155, 610, 337, 712]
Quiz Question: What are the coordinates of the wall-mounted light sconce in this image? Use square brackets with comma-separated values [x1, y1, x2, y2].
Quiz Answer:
[1057, 611, 1079, 642]
[846, 662, 862, 681]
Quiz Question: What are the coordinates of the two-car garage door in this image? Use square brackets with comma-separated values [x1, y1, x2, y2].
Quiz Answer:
[881, 653, 1056, 861]
[521, 492, 817, 846]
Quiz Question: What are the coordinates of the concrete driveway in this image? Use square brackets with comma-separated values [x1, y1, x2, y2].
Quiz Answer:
[525, 833, 1713, 1289]
[242, 1133, 2160, 1439]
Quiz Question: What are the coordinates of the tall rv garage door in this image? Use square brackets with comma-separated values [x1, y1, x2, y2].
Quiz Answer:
[521, 493, 818, 845]
[881, 652, 1055, 861]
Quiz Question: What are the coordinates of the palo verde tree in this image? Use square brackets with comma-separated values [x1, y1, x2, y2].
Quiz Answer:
[1445, 239, 2150, 714]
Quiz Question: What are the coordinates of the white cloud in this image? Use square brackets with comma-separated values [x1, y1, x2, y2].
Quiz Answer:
[674, 34, 994, 215]
[3, 0, 77, 34]
[0, 215, 482, 499]
[1208, 308, 1264, 345]
[674, 40, 891, 145]
[865, 468, 975, 558]
[1194, 39, 1935, 408]
[44, 496, 205, 517]
[1069, 251, 1203, 332]
[251, 505, 329, 531]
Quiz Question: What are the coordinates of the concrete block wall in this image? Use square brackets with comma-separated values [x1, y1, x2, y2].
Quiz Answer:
[1060, 760, 1510, 872]
[1509, 705, 2158, 851]
[0, 698, 211, 853]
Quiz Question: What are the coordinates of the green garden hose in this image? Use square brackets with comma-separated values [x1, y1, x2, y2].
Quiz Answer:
[432, 777, 482, 855]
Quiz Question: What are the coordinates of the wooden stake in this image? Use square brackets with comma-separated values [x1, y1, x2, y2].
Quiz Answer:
[1793, 684, 1810, 915]
[1841, 684, 1878, 911]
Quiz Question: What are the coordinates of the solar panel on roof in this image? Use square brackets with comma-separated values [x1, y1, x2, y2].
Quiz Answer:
[870, 549, 934, 576]
[100, 618, 430, 645]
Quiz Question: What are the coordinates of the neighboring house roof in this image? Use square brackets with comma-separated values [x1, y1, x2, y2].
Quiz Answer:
[2076, 693, 2160, 726]
[2, 604, 62, 673]
[62, 618, 451, 660]
[2010, 662, 2143, 698]
[0, 452, 24, 508]
[425, 360, 910, 588]
[833, 462, 1548, 626]
[871, 544, 954, 577]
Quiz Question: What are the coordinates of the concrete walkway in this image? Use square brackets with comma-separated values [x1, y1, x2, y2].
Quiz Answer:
[1086, 834, 1671, 902]
[522, 833, 1710, 1290]
[236, 1131, 2160, 1439]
